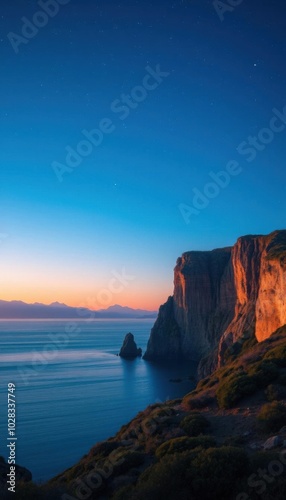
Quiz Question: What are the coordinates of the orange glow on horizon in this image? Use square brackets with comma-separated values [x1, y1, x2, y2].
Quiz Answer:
[0, 260, 172, 312]
[0, 289, 167, 312]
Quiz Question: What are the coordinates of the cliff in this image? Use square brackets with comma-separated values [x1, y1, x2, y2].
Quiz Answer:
[144, 230, 286, 375]
[144, 248, 236, 364]
[143, 296, 182, 361]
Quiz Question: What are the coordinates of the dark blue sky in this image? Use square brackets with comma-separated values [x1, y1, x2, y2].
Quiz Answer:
[0, 0, 286, 309]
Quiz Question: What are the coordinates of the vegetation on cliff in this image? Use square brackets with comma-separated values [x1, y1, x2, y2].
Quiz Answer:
[266, 230, 286, 262]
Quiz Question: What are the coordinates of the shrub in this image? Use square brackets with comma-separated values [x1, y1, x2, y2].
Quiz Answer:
[257, 401, 286, 432]
[259, 477, 286, 500]
[196, 377, 210, 389]
[265, 384, 279, 401]
[135, 450, 198, 499]
[219, 368, 234, 379]
[249, 450, 281, 470]
[183, 392, 215, 410]
[150, 406, 175, 419]
[223, 435, 247, 447]
[207, 378, 219, 388]
[190, 446, 249, 499]
[241, 451, 286, 500]
[240, 336, 258, 353]
[248, 360, 279, 388]
[130, 446, 248, 500]
[179, 413, 210, 436]
[223, 341, 243, 361]
[216, 373, 256, 408]
[156, 435, 216, 459]
[88, 440, 120, 458]
[265, 344, 286, 367]
[266, 231, 286, 261]
[112, 484, 135, 500]
[111, 450, 145, 474]
[265, 383, 286, 401]
[278, 370, 286, 386]
[63, 463, 86, 482]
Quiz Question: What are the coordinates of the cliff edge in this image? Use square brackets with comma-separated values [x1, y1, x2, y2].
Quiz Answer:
[144, 230, 286, 375]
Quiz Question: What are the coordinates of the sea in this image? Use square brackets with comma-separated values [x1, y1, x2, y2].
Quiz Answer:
[0, 319, 196, 482]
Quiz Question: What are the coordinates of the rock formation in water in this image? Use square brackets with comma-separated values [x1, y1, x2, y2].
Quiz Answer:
[119, 333, 142, 358]
[144, 230, 286, 375]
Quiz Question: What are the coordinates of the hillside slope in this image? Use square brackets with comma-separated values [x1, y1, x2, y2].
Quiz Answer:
[7, 325, 286, 499]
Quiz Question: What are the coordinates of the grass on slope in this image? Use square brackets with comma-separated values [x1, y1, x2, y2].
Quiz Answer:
[3, 326, 286, 500]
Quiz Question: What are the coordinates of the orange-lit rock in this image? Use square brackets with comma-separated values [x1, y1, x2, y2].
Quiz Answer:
[219, 231, 286, 362]
[255, 234, 286, 341]
[144, 230, 286, 375]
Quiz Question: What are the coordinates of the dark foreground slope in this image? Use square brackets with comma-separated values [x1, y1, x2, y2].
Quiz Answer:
[4, 325, 286, 500]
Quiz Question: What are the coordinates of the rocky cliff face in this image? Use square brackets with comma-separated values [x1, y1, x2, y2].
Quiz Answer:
[144, 247, 236, 365]
[255, 231, 286, 341]
[144, 230, 286, 375]
[143, 296, 182, 361]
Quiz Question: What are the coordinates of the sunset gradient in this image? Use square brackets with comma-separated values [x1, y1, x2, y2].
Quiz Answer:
[1, 0, 286, 310]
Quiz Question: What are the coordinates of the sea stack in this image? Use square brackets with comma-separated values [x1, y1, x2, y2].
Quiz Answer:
[119, 333, 142, 359]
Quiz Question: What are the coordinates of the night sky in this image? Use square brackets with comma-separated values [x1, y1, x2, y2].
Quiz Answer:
[0, 0, 285, 310]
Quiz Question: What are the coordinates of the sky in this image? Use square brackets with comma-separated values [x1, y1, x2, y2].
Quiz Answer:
[0, 0, 285, 311]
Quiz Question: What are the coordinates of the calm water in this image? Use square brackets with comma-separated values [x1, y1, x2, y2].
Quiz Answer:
[0, 319, 196, 482]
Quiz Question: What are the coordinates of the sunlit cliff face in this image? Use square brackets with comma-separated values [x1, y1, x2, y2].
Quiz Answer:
[144, 230, 286, 372]
[255, 248, 286, 342]
[225, 232, 286, 343]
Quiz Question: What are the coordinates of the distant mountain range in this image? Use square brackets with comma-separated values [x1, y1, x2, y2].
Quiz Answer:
[0, 300, 157, 319]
